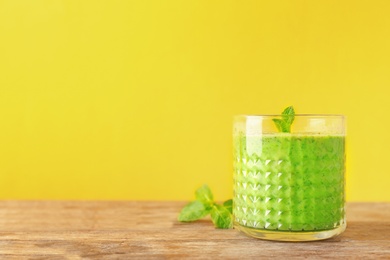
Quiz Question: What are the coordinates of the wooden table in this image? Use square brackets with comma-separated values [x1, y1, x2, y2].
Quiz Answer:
[0, 201, 389, 259]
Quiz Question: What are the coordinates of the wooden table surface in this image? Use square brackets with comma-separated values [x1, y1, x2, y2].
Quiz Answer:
[0, 201, 389, 259]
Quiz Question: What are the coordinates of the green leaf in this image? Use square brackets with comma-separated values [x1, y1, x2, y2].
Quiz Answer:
[210, 204, 233, 229]
[282, 106, 295, 126]
[223, 199, 233, 214]
[272, 118, 285, 132]
[273, 106, 295, 133]
[178, 185, 233, 229]
[195, 184, 214, 208]
[178, 200, 210, 222]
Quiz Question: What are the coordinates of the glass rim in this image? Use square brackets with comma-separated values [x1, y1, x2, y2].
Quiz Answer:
[234, 114, 345, 118]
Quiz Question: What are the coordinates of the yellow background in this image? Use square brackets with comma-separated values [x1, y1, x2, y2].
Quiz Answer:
[1, 1, 389, 201]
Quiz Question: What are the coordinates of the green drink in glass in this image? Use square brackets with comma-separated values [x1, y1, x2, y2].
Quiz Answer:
[233, 111, 346, 241]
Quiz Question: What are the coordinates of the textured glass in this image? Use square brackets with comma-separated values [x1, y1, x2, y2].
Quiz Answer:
[233, 115, 346, 241]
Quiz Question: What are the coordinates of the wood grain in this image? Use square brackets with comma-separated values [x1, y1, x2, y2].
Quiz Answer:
[0, 201, 389, 259]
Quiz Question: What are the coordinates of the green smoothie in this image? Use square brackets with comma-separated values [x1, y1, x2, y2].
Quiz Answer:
[233, 133, 345, 232]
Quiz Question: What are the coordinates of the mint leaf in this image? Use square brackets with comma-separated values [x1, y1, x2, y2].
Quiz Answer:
[223, 199, 232, 214]
[195, 184, 214, 208]
[273, 106, 295, 133]
[282, 106, 295, 125]
[210, 204, 233, 229]
[272, 118, 285, 132]
[178, 185, 233, 229]
[178, 200, 210, 222]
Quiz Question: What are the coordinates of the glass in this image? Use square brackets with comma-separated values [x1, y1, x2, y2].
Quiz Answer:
[233, 115, 346, 241]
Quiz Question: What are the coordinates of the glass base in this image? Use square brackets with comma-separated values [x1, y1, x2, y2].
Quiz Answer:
[234, 222, 346, 241]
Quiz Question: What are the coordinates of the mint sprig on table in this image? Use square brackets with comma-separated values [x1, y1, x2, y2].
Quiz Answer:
[178, 185, 233, 229]
[272, 106, 295, 133]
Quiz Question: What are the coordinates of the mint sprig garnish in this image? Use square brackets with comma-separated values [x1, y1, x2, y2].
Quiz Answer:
[272, 106, 295, 133]
[178, 185, 233, 229]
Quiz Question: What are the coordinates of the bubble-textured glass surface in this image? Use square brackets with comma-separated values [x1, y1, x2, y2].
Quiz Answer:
[233, 115, 346, 241]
